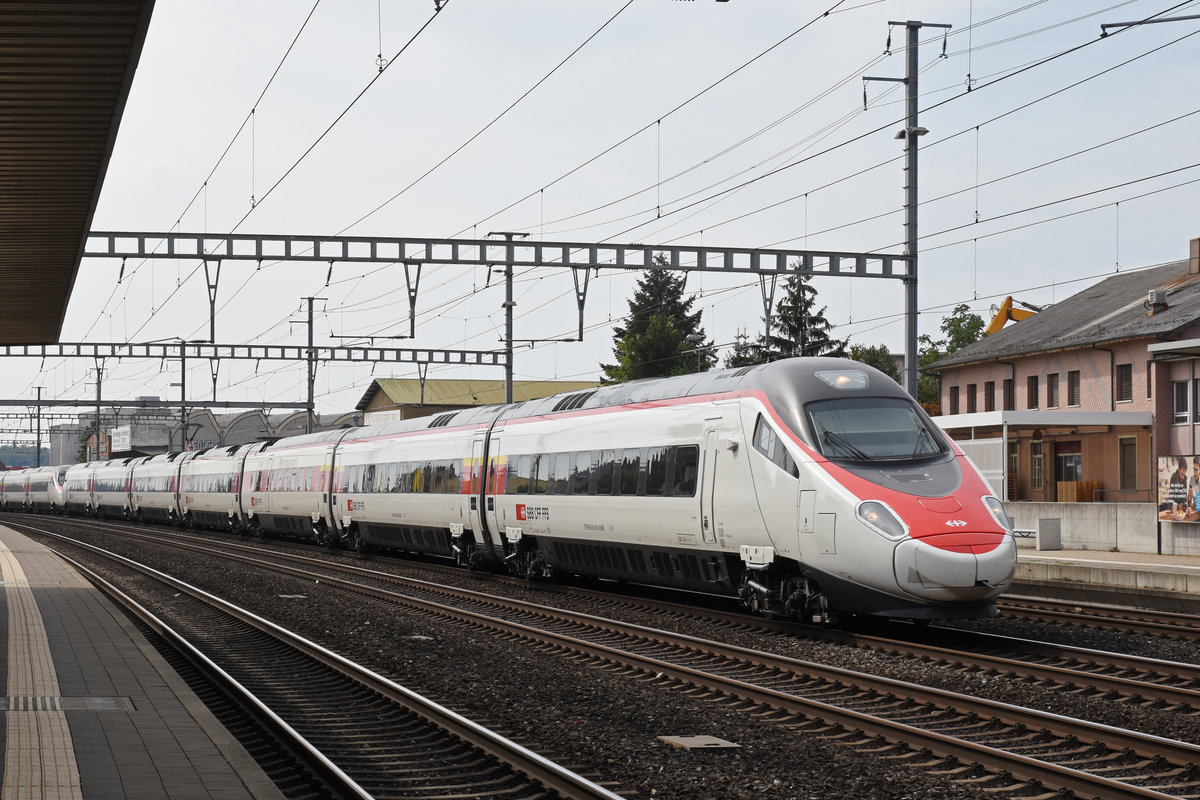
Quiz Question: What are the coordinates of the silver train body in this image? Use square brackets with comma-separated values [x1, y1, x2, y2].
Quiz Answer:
[23, 359, 1018, 622]
[0, 465, 68, 511]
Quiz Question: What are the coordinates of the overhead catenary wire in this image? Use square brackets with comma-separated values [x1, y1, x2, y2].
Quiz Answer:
[30, 1, 1200, 424]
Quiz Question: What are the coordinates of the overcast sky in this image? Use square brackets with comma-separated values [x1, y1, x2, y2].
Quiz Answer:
[13, 0, 1200, 426]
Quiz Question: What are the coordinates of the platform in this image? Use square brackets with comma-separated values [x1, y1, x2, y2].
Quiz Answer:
[0, 525, 282, 799]
[1012, 547, 1200, 614]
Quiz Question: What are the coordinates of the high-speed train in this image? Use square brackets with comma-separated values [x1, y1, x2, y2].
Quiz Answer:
[0, 465, 68, 512]
[17, 358, 1018, 623]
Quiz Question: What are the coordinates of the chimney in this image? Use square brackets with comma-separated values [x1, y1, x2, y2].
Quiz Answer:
[1192, 237, 1200, 275]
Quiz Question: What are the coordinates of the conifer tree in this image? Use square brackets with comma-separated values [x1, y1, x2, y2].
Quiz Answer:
[761, 273, 847, 360]
[601, 257, 714, 382]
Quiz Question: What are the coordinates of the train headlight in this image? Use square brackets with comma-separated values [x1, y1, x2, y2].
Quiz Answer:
[982, 495, 1013, 531]
[816, 369, 869, 390]
[856, 500, 908, 541]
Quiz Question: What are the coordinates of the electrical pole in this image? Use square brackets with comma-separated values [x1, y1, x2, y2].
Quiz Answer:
[180, 346, 188, 451]
[865, 20, 950, 398]
[34, 386, 43, 467]
[490, 232, 527, 404]
[306, 296, 316, 433]
[94, 359, 103, 461]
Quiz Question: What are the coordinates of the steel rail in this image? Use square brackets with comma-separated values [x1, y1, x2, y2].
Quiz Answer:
[66, 517, 1200, 709]
[13, 522, 625, 800]
[48, 549, 372, 800]
[43, 519, 1197, 800]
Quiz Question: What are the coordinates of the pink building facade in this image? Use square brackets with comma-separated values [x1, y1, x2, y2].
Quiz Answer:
[928, 241, 1200, 510]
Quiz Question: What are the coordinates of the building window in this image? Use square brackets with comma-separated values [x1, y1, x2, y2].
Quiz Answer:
[1055, 440, 1081, 483]
[1173, 380, 1189, 424]
[1003, 378, 1014, 411]
[1118, 436, 1137, 491]
[1115, 363, 1132, 402]
[1027, 375, 1039, 409]
[985, 381, 996, 412]
[948, 386, 960, 415]
[1047, 374, 1060, 408]
[966, 383, 977, 413]
[1068, 370, 1080, 407]
[1007, 441, 1019, 501]
[1030, 441, 1043, 490]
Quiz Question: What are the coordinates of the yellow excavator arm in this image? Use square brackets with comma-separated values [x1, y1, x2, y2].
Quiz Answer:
[985, 296, 1037, 336]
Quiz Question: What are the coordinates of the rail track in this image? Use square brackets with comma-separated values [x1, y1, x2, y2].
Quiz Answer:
[998, 596, 1200, 640]
[6, 518, 624, 800]
[15, 515, 1200, 800]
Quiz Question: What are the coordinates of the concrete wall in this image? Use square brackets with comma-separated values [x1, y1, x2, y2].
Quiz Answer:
[1006, 501, 1161, 554]
[1160, 521, 1200, 556]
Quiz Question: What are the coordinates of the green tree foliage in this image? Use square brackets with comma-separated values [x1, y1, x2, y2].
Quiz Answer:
[723, 328, 764, 369]
[848, 343, 902, 385]
[602, 258, 714, 382]
[0, 446, 50, 468]
[918, 303, 986, 412]
[762, 273, 847, 360]
[723, 272, 846, 367]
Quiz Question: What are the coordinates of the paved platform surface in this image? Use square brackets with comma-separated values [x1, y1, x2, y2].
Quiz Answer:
[1013, 546, 1200, 613]
[0, 525, 283, 799]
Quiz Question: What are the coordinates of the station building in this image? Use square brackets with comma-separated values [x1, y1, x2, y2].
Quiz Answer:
[926, 237, 1200, 555]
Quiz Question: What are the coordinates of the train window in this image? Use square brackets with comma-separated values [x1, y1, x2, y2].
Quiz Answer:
[753, 415, 799, 478]
[807, 397, 945, 461]
[571, 452, 592, 495]
[532, 455, 549, 494]
[645, 448, 667, 496]
[509, 455, 530, 494]
[595, 450, 617, 495]
[670, 445, 699, 496]
[619, 449, 641, 495]
[550, 453, 570, 495]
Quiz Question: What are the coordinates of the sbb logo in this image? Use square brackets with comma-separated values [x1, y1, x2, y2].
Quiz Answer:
[516, 504, 527, 521]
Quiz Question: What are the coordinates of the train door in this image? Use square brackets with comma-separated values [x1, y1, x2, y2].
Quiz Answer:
[322, 444, 338, 531]
[467, 438, 487, 542]
[700, 427, 719, 544]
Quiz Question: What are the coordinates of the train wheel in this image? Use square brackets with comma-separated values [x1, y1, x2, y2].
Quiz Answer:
[345, 525, 370, 555]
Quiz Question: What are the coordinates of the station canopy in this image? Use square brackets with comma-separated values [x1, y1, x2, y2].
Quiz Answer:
[0, 1, 153, 343]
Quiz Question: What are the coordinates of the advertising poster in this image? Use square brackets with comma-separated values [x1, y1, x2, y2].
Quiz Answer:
[1157, 455, 1200, 522]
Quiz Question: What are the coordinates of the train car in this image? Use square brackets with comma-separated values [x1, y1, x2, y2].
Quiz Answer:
[179, 444, 264, 530]
[329, 407, 501, 557]
[13, 357, 1016, 624]
[130, 452, 192, 524]
[241, 430, 347, 541]
[63, 462, 96, 515]
[92, 458, 143, 518]
[467, 357, 1014, 622]
[27, 465, 68, 513]
[0, 469, 23, 510]
[0, 470, 18, 513]
[314, 357, 1014, 623]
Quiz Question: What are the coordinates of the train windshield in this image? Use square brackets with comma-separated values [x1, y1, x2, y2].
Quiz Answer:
[806, 396, 946, 462]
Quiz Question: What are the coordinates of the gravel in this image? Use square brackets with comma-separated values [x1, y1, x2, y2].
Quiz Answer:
[22, 519, 1200, 800]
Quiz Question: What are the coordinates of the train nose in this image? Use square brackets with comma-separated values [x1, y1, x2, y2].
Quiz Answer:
[892, 533, 1015, 600]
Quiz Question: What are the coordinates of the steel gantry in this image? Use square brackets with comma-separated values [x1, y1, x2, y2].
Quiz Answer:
[85, 231, 917, 393]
